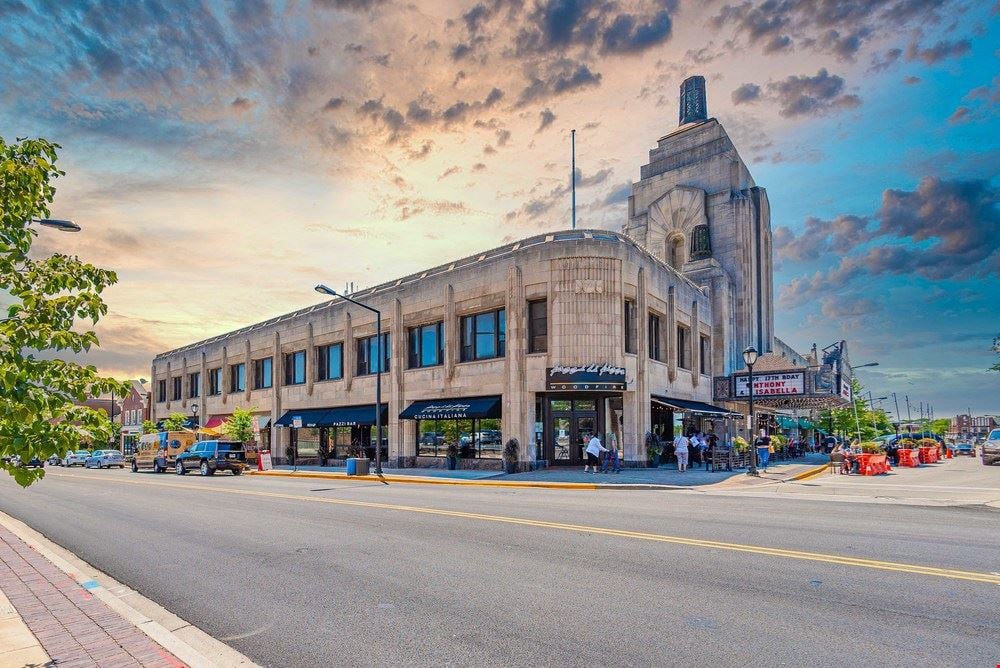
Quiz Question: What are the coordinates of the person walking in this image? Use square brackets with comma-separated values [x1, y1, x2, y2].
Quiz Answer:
[601, 437, 621, 474]
[754, 429, 771, 473]
[584, 434, 607, 474]
[673, 432, 690, 472]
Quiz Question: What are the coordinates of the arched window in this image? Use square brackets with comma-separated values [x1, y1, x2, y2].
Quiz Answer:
[667, 236, 684, 269]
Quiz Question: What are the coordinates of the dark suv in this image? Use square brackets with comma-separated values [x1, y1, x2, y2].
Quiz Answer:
[175, 440, 246, 476]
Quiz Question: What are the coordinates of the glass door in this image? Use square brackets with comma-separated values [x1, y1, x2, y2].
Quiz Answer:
[552, 416, 571, 461]
[573, 415, 597, 462]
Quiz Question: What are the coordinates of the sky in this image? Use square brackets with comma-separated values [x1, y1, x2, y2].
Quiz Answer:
[1, 0, 997, 418]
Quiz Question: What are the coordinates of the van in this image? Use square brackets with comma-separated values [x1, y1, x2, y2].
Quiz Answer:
[131, 431, 197, 473]
[982, 429, 1000, 466]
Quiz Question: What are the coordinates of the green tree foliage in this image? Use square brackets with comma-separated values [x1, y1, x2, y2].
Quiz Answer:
[817, 378, 893, 441]
[162, 412, 188, 431]
[222, 406, 255, 443]
[1, 137, 127, 486]
[925, 418, 950, 436]
[141, 420, 158, 435]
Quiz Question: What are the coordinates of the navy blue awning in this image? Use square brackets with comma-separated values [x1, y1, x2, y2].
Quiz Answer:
[276, 404, 388, 428]
[652, 396, 739, 416]
[399, 396, 502, 420]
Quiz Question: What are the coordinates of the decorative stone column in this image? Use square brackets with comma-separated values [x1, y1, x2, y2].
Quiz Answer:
[503, 266, 531, 469]
[390, 298, 405, 466]
[691, 300, 700, 388]
[635, 267, 650, 443]
[221, 346, 228, 405]
[667, 287, 677, 383]
[243, 339, 251, 402]
[199, 352, 207, 421]
[306, 323, 315, 397]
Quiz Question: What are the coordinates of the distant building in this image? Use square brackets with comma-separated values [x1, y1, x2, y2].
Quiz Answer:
[950, 414, 997, 440]
[119, 381, 150, 455]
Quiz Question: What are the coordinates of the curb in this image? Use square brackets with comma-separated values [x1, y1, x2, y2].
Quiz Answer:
[0, 510, 258, 668]
[785, 463, 830, 482]
[249, 470, 694, 490]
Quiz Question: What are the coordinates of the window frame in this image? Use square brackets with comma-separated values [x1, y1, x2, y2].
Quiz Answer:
[230, 363, 246, 393]
[316, 342, 344, 381]
[408, 321, 444, 369]
[356, 333, 390, 376]
[253, 357, 273, 389]
[208, 367, 222, 395]
[700, 334, 710, 375]
[171, 376, 181, 401]
[648, 313, 662, 361]
[677, 325, 690, 370]
[157, 379, 166, 403]
[460, 308, 506, 362]
[528, 299, 548, 354]
[188, 372, 201, 398]
[284, 350, 306, 386]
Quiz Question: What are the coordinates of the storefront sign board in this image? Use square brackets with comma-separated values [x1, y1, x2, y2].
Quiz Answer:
[547, 364, 626, 391]
[735, 372, 805, 397]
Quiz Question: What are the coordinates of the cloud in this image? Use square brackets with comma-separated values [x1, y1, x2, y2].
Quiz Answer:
[517, 60, 602, 107]
[768, 68, 861, 118]
[947, 106, 971, 125]
[731, 83, 761, 105]
[905, 39, 971, 64]
[323, 97, 346, 111]
[230, 96, 254, 113]
[603, 182, 631, 205]
[600, 11, 673, 54]
[438, 166, 461, 180]
[537, 108, 556, 132]
[820, 295, 878, 319]
[777, 177, 1000, 305]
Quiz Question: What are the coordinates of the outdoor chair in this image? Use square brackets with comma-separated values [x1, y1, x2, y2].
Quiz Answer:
[829, 452, 845, 475]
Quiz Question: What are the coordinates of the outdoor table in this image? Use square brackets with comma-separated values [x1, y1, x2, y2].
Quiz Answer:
[897, 449, 920, 467]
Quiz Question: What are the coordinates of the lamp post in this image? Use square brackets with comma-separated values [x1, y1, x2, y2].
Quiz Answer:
[191, 403, 199, 429]
[30, 218, 81, 233]
[868, 392, 887, 436]
[849, 361, 878, 441]
[743, 346, 759, 476]
[315, 284, 383, 476]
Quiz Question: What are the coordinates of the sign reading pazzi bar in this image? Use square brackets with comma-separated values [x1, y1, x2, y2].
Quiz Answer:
[734, 372, 805, 397]
[547, 364, 627, 391]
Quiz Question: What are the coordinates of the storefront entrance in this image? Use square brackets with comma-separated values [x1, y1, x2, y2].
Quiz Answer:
[540, 395, 609, 465]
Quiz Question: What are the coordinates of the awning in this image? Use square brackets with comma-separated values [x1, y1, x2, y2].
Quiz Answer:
[651, 396, 739, 416]
[275, 404, 388, 428]
[799, 418, 814, 429]
[256, 416, 271, 430]
[203, 416, 226, 429]
[399, 396, 502, 420]
[776, 416, 798, 429]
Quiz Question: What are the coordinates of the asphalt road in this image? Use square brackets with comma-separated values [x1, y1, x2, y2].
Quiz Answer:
[1, 465, 998, 667]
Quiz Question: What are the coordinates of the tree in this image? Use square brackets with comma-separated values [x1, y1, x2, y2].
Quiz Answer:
[1, 137, 128, 486]
[817, 378, 891, 441]
[141, 420, 158, 435]
[162, 413, 188, 431]
[222, 406, 255, 444]
[925, 418, 950, 436]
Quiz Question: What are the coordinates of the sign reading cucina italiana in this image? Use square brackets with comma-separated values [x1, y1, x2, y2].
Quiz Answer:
[735, 372, 805, 397]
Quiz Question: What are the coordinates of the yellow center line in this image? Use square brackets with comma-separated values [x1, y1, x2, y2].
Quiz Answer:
[46, 471, 1000, 586]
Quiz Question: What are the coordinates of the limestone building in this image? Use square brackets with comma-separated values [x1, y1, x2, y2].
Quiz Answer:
[151, 76, 782, 470]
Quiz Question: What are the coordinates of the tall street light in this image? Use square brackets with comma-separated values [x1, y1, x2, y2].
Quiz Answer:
[315, 284, 383, 476]
[743, 346, 759, 476]
[851, 361, 878, 441]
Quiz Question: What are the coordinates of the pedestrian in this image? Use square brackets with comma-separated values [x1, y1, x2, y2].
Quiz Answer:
[602, 437, 621, 474]
[584, 433, 607, 474]
[673, 431, 690, 472]
[754, 429, 771, 473]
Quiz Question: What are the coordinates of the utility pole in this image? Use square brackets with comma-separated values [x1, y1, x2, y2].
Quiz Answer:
[571, 129, 577, 230]
[892, 393, 901, 437]
[905, 395, 912, 430]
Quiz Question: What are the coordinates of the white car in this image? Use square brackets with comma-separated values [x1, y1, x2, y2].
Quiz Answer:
[63, 450, 92, 467]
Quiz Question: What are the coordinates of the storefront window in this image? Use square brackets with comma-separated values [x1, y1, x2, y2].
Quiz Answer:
[550, 399, 572, 411]
[330, 426, 353, 458]
[416, 418, 502, 458]
[296, 427, 320, 458]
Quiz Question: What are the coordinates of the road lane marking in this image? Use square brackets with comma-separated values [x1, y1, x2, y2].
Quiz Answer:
[45, 471, 1000, 586]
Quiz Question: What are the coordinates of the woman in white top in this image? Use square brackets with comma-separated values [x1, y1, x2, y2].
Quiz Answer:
[673, 433, 690, 472]
[584, 435, 607, 473]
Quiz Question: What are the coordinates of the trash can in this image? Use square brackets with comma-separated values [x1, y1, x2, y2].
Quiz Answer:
[346, 457, 369, 476]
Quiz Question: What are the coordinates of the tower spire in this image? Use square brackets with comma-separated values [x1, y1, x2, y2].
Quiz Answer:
[679, 75, 707, 125]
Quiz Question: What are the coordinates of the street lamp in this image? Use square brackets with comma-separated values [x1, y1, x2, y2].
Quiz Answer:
[191, 403, 199, 429]
[315, 284, 383, 476]
[850, 361, 879, 442]
[743, 346, 759, 476]
[31, 218, 81, 233]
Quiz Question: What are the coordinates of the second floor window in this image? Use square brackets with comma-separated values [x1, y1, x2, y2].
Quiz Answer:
[254, 357, 273, 389]
[209, 368, 222, 395]
[408, 322, 443, 368]
[171, 376, 181, 401]
[677, 325, 689, 369]
[188, 372, 200, 398]
[700, 335, 710, 375]
[285, 351, 306, 385]
[230, 363, 245, 392]
[528, 300, 547, 353]
[648, 314, 662, 361]
[317, 343, 343, 381]
[624, 300, 637, 354]
[357, 333, 390, 375]
[157, 379, 166, 403]
[461, 308, 505, 361]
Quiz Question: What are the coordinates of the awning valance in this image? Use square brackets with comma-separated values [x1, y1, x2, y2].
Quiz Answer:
[776, 416, 798, 429]
[203, 416, 226, 429]
[276, 404, 388, 428]
[651, 396, 739, 416]
[400, 396, 502, 420]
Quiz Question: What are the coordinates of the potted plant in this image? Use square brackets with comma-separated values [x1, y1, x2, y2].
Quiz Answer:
[445, 443, 459, 470]
[502, 439, 519, 474]
[645, 432, 662, 468]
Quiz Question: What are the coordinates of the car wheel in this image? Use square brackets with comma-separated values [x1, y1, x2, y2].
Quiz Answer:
[176, 461, 186, 475]
[131, 461, 138, 473]
[200, 461, 212, 476]
[119, 464, 124, 469]
[153, 461, 162, 474]
[232, 468, 242, 476]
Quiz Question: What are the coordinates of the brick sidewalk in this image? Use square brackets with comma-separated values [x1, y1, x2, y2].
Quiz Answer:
[0, 524, 184, 668]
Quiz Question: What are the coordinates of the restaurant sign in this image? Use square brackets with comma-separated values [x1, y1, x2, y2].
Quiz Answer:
[547, 364, 627, 391]
[734, 372, 805, 397]
[411, 403, 474, 420]
[840, 378, 853, 401]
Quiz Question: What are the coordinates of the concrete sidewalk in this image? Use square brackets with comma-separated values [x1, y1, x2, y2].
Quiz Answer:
[252, 453, 829, 489]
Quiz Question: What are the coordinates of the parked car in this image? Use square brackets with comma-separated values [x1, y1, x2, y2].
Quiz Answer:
[131, 431, 197, 473]
[47, 453, 63, 466]
[85, 450, 125, 469]
[63, 450, 92, 467]
[949, 442, 975, 457]
[174, 440, 246, 476]
[10, 455, 45, 468]
[982, 429, 1000, 466]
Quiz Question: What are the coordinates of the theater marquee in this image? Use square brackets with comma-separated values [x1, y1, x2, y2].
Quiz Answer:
[735, 372, 805, 397]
